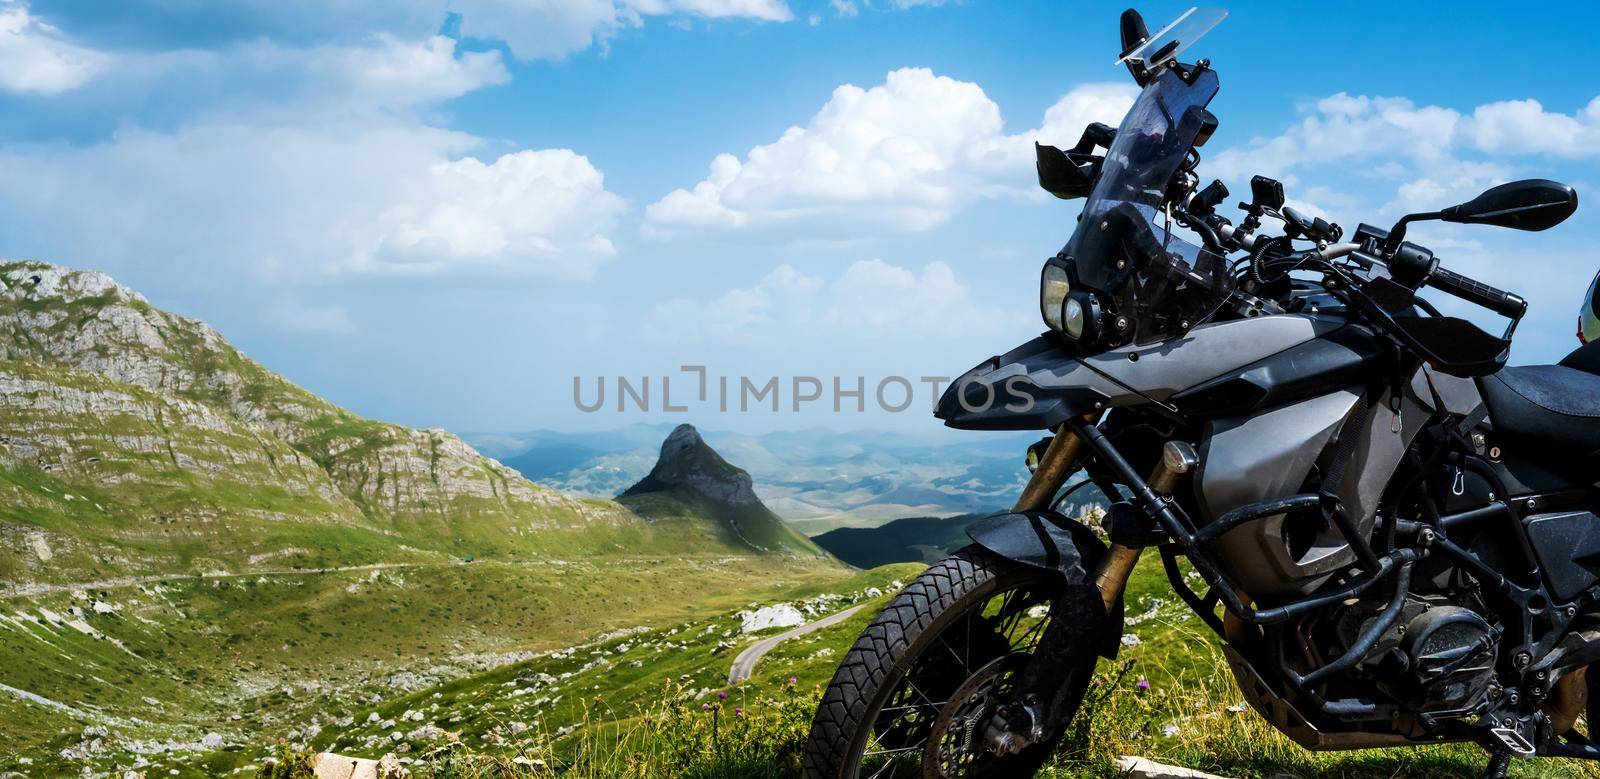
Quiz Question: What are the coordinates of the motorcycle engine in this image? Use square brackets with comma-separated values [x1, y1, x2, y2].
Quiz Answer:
[1320, 600, 1500, 723]
[1393, 606, 1500, 714]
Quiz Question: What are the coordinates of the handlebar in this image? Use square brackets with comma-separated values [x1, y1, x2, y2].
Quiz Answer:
[1425, 266, 1527, 320]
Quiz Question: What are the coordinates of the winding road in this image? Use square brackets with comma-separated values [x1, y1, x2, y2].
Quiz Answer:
[728, 603, 869, 684]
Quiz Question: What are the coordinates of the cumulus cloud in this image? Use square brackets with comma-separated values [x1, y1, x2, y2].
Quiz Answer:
[0, 1, 103, 94]
[1468, 97, 1600, 158]
[645, 68, 1136, 235]
[368, 149, 627, 276]
[1205, 89, 1600, 229]
[1212, 91, 1600, 187]
[0, 8, 625, 285]
[0, 123, 627, 281]
[1208, 93, 1461, 183]
[452, 0, 792, 61]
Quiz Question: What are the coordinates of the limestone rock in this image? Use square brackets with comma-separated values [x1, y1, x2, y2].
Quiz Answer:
[1115, 756, 1236, 779]
[311, 751, 405, 779]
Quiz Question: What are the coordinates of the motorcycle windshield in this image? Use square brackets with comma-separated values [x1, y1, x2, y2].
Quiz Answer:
[1069, 67, 1219, 294]
[1065, 67, 1232, 346]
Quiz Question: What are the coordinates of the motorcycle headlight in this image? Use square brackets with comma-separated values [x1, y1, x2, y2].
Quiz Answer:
[1040, 260, 1071, 333]
[1063, 297, 1085, 340]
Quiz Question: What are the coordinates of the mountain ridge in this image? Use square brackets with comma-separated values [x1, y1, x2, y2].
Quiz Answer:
[618, 423, 826, 557]
[0, 261, 789, 583]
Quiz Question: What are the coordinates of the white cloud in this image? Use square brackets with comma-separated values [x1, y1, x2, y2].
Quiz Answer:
[0, 1, 104, 94]
[303, 34, 509, 108]
[823, 259, 977, 329]
[368, 148, 627, 276]
[0, 13, 621, 281]
[0, 123, 628, 280]
[1209, 93, 1461, 183]
[652, 258, 1004, 337]
[645, 68, 1135, 235]
[1468, 97, 1600, 158]
[452, 0, 792, 61]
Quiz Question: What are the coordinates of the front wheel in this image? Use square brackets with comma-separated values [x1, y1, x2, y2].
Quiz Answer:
[802, 546, 1098, 779]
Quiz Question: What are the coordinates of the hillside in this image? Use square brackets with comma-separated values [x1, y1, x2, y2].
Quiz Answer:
[813, 512, 988, 568]
[617, 423, 826, 557]
[0, 261, 848, 774]
[0, 261, 780, 587]
[813, 486, 1108, 568]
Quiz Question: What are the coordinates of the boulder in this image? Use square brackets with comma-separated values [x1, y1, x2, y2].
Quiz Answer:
[1114, 756, 1235, 779]
[311, 752, 405, 779]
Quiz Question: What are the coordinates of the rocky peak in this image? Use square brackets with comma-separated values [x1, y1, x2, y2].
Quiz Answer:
[621, 424, 761, 507]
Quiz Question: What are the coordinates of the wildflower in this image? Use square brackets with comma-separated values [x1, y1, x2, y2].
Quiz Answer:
[788, 677, 798, 686]
[701, 703, 711, 711]
[734, 707, 744, 716]
[717, 690, 728, 699]
[1136, 678, 1150, 691]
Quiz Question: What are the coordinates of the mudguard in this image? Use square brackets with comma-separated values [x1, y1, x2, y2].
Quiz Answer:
[965, 510, 1123, 658]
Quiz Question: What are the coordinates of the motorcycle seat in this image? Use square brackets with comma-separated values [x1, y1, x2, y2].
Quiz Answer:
[1478, 362, 1600, 468]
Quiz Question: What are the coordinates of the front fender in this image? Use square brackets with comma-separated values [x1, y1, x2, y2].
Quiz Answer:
[965, 510, 1123, 658]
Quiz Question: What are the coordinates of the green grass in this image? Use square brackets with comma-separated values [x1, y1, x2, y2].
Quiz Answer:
[219, 556, 1600, 779]
[0, 555, 861, 776]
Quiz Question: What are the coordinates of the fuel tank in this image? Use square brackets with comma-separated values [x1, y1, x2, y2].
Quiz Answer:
[936, 313, 1345, 430]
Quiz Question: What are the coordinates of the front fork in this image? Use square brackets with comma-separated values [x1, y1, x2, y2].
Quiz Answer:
[985, 424, 1197, 754]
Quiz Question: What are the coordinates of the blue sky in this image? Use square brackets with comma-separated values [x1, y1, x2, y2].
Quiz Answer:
[1, 1, 1598, 435]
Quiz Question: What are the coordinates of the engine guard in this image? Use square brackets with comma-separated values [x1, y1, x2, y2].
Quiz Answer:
[965, 510, 1123, 659]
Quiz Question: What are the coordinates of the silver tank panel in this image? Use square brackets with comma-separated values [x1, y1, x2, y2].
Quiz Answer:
[1199, 365, 1484, 597]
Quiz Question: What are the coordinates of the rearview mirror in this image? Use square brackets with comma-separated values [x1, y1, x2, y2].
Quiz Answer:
[1441, 179, 1578, 232]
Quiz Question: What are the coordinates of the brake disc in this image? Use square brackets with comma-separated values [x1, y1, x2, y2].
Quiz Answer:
[923, 652, 1030, 779]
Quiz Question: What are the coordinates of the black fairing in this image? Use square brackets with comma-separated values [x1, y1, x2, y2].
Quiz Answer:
[935, 336, 1107, 430]
[965, 510, 1121, 658]
[1523, 510, 1600, 601]
[1169, 323, 1388, 417]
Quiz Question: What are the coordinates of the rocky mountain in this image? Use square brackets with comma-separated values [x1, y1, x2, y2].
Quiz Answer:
[467, 424, 1039, 534]
[0, 262, 856, 774]
[0, 262, 762, 586]
[617, 424, 826, 557]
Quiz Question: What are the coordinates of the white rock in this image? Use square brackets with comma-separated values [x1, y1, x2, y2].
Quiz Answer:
[1115, 756, 1234, 779]
[737, 603, 805, 634]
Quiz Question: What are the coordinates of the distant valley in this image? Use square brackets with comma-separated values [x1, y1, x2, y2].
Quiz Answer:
[466, 423, 1041, 534]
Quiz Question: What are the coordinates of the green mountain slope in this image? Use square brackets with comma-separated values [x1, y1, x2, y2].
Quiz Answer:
[0, 262, 796, 586]
[0, 262, 850, 773]
[813, 513, 989, 568]
[618, 424, 826, 557]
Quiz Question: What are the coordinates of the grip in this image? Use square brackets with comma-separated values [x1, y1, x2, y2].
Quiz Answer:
[1426, 266, 1527, 320]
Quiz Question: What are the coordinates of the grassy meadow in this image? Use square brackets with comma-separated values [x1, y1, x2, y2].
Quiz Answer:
[222, 555, 1600, 779]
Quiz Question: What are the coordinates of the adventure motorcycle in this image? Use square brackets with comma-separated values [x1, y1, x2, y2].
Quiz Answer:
[804, 8, 1595, 779]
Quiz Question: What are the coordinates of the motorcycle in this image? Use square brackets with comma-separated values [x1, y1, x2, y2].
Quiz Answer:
[803, 7, 1594, 778]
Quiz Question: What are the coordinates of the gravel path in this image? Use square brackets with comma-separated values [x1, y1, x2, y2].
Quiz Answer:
[728, 603, 869, 684]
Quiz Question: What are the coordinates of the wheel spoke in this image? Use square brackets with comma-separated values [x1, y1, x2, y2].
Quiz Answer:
[854, 572, 1066, 779]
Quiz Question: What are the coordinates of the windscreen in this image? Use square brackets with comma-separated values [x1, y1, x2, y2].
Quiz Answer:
[1117, 7, 1228, 68]
[1068, 67, 1220, 294]
[1062, 65, 1232, 346]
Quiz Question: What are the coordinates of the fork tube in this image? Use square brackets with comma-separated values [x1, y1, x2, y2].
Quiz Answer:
[1011, 420, 1093, 512]
[1092, 441, 1198, 613]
